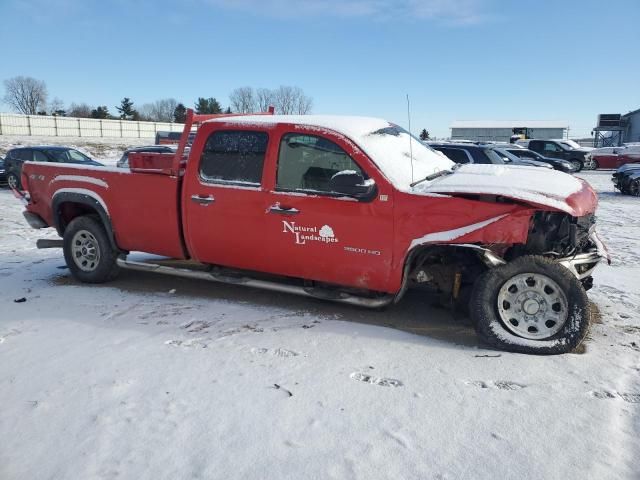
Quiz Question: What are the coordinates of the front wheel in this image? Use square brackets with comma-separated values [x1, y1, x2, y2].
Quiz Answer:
[470, 255, 590, 354]
[7, 172, 21, 190]
[570, 159, 583, 172]
[628, 179, 640, 197]
[584, 158, 598, 170]
[63, 216, 120, 283]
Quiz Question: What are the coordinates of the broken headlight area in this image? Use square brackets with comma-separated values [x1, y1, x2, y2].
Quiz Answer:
[524, 211, 596, 257]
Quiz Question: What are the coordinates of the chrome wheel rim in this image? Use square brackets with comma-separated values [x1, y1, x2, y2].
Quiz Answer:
[7, 174, 17, 189]
[71, 230, 101, 272]
[497, 273, 568, 340]
[630, 181, 640, 197]
[571, 160, 582, 171]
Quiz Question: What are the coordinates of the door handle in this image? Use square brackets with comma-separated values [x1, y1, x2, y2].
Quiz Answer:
[268, 204, 299, 215]
[191, 194, 215, 205]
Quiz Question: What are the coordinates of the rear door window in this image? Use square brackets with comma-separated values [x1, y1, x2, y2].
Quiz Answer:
[33, 151, 49, 162]
[16, 150, 32, 161]
[199, 130, 268, 185]
[276, 133, 364, 193]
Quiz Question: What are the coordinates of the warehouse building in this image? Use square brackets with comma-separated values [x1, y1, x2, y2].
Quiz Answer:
[450, 120, 568, 142]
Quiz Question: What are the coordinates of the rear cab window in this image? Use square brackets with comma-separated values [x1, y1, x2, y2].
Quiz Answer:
[199, 130, 269, 186]
[276, 133, 365, 194]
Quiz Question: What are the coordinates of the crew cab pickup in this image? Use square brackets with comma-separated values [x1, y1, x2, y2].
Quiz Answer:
[519, 139, 593, 172]
[19, 109, 608, 354]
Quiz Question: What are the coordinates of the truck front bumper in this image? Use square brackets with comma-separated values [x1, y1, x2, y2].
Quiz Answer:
[558, 231, 610, 281]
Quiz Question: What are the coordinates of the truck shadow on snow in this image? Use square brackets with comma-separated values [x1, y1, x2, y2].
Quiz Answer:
[53, 267, 481, 351]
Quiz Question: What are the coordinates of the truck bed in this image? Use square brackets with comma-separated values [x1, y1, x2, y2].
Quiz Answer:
[22, 162, 186, 259]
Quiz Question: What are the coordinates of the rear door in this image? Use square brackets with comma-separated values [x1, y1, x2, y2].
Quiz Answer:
[263, 127, 395, 292]
[182, 126, 273, 273]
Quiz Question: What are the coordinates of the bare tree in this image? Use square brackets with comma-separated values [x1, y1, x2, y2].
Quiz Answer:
[67, 102, 93, 118]
[229, 87, 256, 114]
[3, 76, 48, 114]
[48, 97, 65, 115]
[139, 98, 179, 122]
[272, 86, 312, 115]
[295, 91, 313, 114]
[256, 88, 274, 112]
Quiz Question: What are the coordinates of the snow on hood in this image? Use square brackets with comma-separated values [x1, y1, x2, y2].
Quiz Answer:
[412, 164, 591, 215]
[208, 115, 453, 190]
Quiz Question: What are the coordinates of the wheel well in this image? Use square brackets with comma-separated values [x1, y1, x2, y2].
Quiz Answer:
[52, 196, 119, 252]
[395, 244, 491, 302]
[57, 202, 99, 233]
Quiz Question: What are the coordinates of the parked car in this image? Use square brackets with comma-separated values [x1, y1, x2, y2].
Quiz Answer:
[429, 143, 551, 168]
[588, 145, 640, 169]
[517, 139, 592, 172]
[19, 110, 607, 354]
[117, 145, 177, 168]
[4, 146, 103, 190]
[612, 163, 640, 195]
[488, 146, 554, 169]
[428, 143, 508, 165]
[0, 157, 6, 187]
[502, 147, 576, 173]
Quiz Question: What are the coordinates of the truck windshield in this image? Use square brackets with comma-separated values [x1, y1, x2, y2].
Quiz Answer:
[559, 140, 581, 150]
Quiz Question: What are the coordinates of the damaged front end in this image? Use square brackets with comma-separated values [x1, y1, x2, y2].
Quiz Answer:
[519, 211, 609, 289]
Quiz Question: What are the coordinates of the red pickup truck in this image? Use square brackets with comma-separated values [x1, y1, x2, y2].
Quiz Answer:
[20, 109, 608, 354]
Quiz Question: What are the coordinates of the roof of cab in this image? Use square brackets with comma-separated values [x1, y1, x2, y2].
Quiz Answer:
[203, 115, 393, 140]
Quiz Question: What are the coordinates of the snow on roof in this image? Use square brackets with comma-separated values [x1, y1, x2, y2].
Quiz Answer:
[450, 120, 569, 129]
[206, 115, 454, 190]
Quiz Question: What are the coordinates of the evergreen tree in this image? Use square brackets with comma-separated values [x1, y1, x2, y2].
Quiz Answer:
[116, 97, 138, 120]
[419, 129, 430, 141]
[91, 106, 110, 119]
[195, 97, 223, 114]
[173, 103, 187, 123]
[224, 107, 232, 114]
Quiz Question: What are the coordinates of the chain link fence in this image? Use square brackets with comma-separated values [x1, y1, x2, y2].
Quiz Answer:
[0, 113, 184, 139]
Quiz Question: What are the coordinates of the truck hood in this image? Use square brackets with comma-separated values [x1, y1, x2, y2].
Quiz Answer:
[412, 164, 597, 217]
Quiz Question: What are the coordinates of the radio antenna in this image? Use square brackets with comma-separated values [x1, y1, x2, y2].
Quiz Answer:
[406, 94, 414, 183]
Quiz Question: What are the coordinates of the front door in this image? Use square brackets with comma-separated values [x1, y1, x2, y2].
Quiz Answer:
[265, 128, 394, 293]
[182, 127, 272, 272]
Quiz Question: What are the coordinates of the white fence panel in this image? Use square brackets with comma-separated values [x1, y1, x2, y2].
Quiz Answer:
[0, 112, 185, 139]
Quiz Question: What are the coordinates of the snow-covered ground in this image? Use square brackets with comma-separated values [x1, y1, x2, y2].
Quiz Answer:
[0, 161, 638, 478]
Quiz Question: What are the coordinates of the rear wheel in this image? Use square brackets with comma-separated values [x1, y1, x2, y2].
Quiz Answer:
[629, 179, 640, 197]
[63, 216, 120, 283]
[7, 173, 21, 190]
[470, 255, 590, 354]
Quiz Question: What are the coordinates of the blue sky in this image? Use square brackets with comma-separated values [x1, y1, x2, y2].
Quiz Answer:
[1, 0, 638, 137]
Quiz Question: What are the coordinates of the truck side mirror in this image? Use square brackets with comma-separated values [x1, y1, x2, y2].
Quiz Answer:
[329, 171, 377, 201]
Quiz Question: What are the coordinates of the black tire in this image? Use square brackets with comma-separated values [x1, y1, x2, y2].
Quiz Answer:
[569, 159, 583, 172]
[63, 216, 120, 283]
[629, 179, 640, 197]
[470, 255, 590, 355]
[7, 172, 21, 190]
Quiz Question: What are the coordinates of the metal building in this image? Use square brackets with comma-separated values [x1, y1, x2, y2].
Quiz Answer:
[592, 109, 640, 147]
[450, 120, 568, 142]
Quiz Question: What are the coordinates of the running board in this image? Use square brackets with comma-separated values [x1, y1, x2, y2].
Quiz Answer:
[37, 239, 64, 249]
[116, 258, 394, 309]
